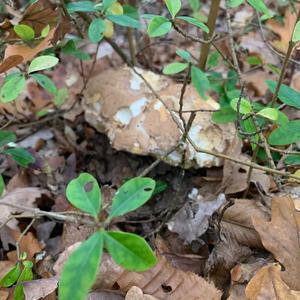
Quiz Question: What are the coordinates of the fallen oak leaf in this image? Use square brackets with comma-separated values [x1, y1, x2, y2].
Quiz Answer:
[0, 55, 23, 74]
[245, 264, 300, 299]
[252, 196, 300, 290]
[4, 28, 56, 63]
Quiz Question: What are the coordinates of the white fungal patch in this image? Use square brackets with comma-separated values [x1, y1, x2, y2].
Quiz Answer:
[114, 108, 132, 125]
[130, 70, 143, 90]
[130, 97, 148, 116]
[154, 101, 163, 110]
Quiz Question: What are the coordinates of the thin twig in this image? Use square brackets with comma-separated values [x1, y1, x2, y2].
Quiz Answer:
[16, 218, 35, 259]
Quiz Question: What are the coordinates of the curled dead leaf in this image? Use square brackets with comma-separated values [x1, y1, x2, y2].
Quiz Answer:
[245, 264, 300, 300]
[252, 196, 300, 290]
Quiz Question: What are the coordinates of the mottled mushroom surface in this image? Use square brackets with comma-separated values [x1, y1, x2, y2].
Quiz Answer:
[83, 66, 235, 168]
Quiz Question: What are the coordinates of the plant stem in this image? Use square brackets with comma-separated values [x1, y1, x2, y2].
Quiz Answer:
[270, 9, 300, 107]
[198, 0, 221, 70]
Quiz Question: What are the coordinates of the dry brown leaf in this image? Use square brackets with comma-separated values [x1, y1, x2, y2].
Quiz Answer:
[4, 28, 55, 63]
[125, 286, 158, 300]
[0, 290, 9, 300]
[22, 277, 58, 300]
[227, 284, 247, 300]
[2, 0, 57, 40]
[267, 9, 297, 53]
[231, 259, 268, 284]
[223, 137, 271, 194]
[0, 260, 15, 279]
[221, 199, 270, 248]
[252, 196, 300, 290]
[8, 231, 42, 261]
[245, 264, 300, 300]
[54, 246, 221, 300]
[0, 188, 48, 230]
[116, 254, 221, 300]
[205, 239, 251, 290]
[86, 292, 124, 300]
[0, 55, 23, 74]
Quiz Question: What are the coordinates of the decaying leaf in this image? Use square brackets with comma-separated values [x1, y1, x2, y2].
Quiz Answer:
[205, 239, 252, 290]
[252, 196, 300, 290]
[267, 9, 297, 53]
[221, 199, 270, 248]
[125, 286, 158, 300]
[55, 246, 221, 300]
[245, 264, 300, 299]
[23, 277, 58, 300]
[0, 55, 23, 74]
[0, 188, 48, 230]
[4, 28, 56, 63]
[8, 231, 42, 261]
[222, 137, 272, 194]
[167, 192, 226, 244]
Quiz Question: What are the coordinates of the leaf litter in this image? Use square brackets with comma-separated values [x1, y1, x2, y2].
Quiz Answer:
[1, 1, 300, 300]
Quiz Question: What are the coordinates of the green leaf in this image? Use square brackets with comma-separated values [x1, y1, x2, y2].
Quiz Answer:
[165, 0, 181, 18]
[188, 0, 200, 12]
[123, 5, 139, 20]
[104, 231, 157, 271]
[207, 51, 220, 68]
[266, 80, 300, 109]
[88, 18, 105, 43]
[30, 74, 57, 94]
[284, 155, 300, 166]
[212, 106, 236, 123]
[3, 148, 35, 167]
[257, 107, 278, 121]
[292, 20, 300, 42]
[246, 55, 262, 65]
[242, 118, 259, 149]
[14, 24, 34, 41]
[28, 55, 59, 74]
[0, 174, 4, 196]
[102, 0, 117, 11]
[109, 177, 155, 218]
[176, 49, 191, 62]
[230, 97, 252, 114]
[66, 173, 101, 218]
[269, 120, 300, 145]
[148, 16, 172, 37]
[0, 73, 25, 103]
[14, 285, 24, 300]
[163, 62, 188, 75]
[191, 66, 210, 99]
[107, 15, 141, 29]
[59, 232, 103, 300]
[0, 264, 21, 287]
[176, 16, 209, 33]
[229, 0, 244, 8]
[152, 180, 167, 196]
[247, 0, 271, 16]
[0, 130, 16, 147]
[41, 24, 50, 38]
[61, 40, 91, 61]
[67, 1, 96, 13]
[54, 88, 68, 107]
[276, 111, 289, 126]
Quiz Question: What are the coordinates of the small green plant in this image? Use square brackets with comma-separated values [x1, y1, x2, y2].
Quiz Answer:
[59, 173, 157, 300]
[0, 253, 34, 300]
